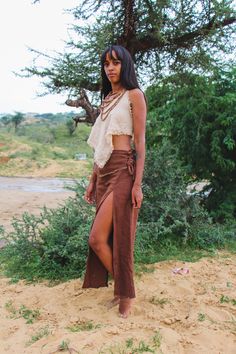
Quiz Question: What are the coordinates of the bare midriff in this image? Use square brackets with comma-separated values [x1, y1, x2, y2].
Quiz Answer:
[112, 134, 132, 150]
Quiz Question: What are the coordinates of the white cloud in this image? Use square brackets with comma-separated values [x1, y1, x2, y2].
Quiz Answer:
[0, 0, 79, 114]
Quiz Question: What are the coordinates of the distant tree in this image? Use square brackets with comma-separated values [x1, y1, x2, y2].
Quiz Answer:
[0, 115, 12, 126]
[23, 0, 236, 124]
[11, 112, 24, 132]
[65, 118, 76, 136]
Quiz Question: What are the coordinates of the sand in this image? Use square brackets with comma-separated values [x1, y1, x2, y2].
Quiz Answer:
[0, 180, 236, 353]
[0, 189, 74, 233]
[0, 254, 235, 353]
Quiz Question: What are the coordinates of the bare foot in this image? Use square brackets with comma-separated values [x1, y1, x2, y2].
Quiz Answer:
[106, 296, 120, 309]
[118, 297, 134, 318]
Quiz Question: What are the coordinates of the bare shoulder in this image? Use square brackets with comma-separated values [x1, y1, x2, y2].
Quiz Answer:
[128, 88, 145, 102]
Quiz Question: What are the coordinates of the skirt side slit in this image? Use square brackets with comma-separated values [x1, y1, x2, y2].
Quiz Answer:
[82, 149, 139, 299]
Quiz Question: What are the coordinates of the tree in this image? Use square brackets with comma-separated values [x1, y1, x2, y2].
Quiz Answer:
[23, 0, 236, 123]
[65, 118, 76, 136]
[0, 115, 11, 127]
[146, 66, 236, 221]
[11, 112, 24, 132]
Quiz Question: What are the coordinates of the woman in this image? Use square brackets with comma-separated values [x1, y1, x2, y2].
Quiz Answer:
[82, 45, 146, 318]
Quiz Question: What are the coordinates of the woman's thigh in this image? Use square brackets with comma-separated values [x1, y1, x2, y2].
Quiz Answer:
[89, 191, 114, 244]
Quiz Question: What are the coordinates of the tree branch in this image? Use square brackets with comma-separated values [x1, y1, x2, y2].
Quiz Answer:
[117, 0, 136, 56]
[130, 16, 236, 53]
[171, 16, 236, 48]
[65, 89, 100, 124]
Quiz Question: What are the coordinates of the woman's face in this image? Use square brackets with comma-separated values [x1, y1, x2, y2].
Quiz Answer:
[104, 50, 122, 85]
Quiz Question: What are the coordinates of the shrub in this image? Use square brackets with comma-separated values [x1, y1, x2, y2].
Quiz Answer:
[0, 181, 94, 281]
[188, 221, 236, 250]
[140, 141, 208, 242]
[0, 147, 235, 282]
[146, 69, 236, 221]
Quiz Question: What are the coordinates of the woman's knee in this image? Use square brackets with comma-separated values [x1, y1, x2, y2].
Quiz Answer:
[88, 234, 102, 252]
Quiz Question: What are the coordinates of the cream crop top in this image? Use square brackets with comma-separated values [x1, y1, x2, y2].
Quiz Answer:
[87, 90, 133, 168]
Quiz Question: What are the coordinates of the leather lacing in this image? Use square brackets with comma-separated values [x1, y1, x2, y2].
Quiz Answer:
[98, 151, 135, 179]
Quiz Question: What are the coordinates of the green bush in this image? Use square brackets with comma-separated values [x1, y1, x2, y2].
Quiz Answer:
[0, 146, 235, 282]
[16, 125, 55, 144]
[140, 141, 208, 241]
[188, 221, 236, 250]
[0, 181, 94, 281]
[145, 68, 236, 221]
[52, 150, 70, 160]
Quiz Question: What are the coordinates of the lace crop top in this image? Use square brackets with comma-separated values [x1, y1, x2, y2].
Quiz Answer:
[87, 90, 133, 168]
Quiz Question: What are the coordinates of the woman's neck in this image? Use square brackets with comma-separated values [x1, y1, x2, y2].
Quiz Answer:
[111, 83, 124, 93]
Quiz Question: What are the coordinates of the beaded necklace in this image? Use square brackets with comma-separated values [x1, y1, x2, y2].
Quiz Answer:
[100, 89, 126, 121]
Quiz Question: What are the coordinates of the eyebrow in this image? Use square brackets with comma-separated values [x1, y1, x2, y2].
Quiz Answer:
[104, 58, 121, 63]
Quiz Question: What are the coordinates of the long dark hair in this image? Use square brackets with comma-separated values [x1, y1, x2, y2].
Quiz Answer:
[101, 45, 140, 99]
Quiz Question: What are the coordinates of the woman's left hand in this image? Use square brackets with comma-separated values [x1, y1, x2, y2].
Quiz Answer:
[132, 184, 143, 209]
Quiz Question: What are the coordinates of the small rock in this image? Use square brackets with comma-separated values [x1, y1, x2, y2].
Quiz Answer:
[69, 316, 79, 324]
[106, 328, 120, 335]
[73, 291, 83, 296]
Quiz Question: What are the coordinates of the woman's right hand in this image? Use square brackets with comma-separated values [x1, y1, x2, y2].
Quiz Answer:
[84, 181, 96, 204]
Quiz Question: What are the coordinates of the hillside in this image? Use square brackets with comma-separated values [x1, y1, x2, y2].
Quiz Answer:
[0, 119, 92, 178]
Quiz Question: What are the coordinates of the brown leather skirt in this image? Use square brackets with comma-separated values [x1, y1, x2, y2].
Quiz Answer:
[82, 149, 139, 298]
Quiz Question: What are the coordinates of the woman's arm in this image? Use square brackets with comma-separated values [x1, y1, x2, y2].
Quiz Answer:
[129, 88, 147, 208]
[89, 163, 98, 184]
[84, 163, 97, 204]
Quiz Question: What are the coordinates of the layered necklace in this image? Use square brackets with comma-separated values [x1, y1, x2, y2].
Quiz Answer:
[100, 89, 126, 121]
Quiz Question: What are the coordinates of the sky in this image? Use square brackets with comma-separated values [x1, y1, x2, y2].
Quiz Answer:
[0, 0, 79, 114]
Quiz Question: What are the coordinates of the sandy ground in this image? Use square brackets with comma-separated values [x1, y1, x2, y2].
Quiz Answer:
[0, 189, 74, 233]
[0, 254, 235, 354]
[0, 180, 236, 353]
[0, 177, 75, 248]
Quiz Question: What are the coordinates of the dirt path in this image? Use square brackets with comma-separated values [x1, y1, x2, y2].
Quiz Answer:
[0, 177, 75, 233]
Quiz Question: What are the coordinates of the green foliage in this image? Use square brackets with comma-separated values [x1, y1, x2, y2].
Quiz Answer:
[65, 118, 76, 136]
[0, 114, 12, 126]
[134, 139, 236, 258]
[1, 145, 235, 282]
[17, 125, 56, 144]
[24, 0, 236, 96]
[99, 331, 162, 353]
[140, 141, 207, 239]
[66, 320, 101, 332]
[4, 300, 40, 324]
[146, 67, 236, 221]
[34, 112, 75, 121]
[0, 181, 94, 281]
[58, 339, 70, 351]
[11, 112, 24, 132]
[0, 120, 93, 162]
[198, 313, 206, 321]
[220, 295, 236, 305]
[188, 221, 236, 250]
[149, 296, 170, 307]
[26, 326, 50, 346]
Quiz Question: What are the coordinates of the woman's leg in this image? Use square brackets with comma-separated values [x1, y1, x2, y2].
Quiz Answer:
[88, 191, 114, 276]
[88, 186, 135, 317]
[88, 191, 120, 308]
